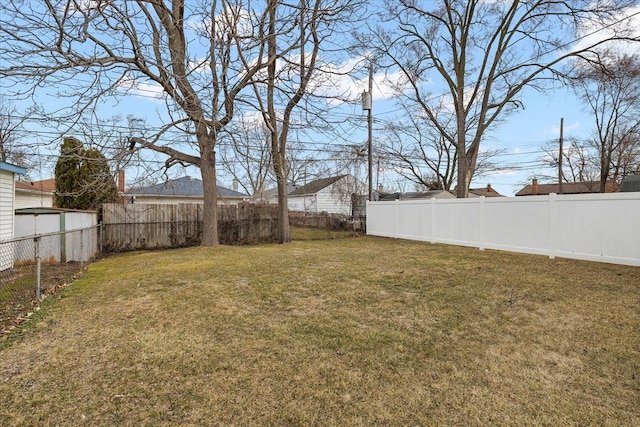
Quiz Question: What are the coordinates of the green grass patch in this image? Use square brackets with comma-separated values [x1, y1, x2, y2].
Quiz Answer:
[0, 237, 638, 425]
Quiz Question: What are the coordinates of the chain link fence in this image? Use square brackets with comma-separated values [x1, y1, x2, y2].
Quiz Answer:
[0, 226, 100, 335]
[289, 212, 365, 240]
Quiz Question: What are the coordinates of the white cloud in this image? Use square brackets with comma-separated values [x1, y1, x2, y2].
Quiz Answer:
[549, 120, 580, 136]
[117, 76, 165, 100]
[317, 56, 414, 106]
[570, 4, 640, 57]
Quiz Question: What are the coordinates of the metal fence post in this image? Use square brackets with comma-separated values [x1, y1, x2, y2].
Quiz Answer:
[34, 236, 41, 299]
[80, 229, 84, 269]
[99, 222, 103, 253]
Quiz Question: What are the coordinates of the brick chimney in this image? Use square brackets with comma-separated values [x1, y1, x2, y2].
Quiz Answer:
[232, 178, 239, 192]
[486, 183, 492, 192]
[532, 178, 538, 195]
[117, 169, 125, 193]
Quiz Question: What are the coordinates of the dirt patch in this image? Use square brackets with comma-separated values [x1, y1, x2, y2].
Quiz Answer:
[0, 262, 82, 336]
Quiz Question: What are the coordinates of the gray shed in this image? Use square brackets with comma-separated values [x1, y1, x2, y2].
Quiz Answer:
[621, 175, 640, 192]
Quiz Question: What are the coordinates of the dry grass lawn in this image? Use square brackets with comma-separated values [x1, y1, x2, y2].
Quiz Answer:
[0, 236, 639, 426]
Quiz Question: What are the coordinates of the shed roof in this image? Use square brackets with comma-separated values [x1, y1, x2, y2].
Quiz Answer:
[127, 176, 248, 198]
[0, 161, 27, 175]
[288, 175, 347, 196]
[15, 207, 97, 214]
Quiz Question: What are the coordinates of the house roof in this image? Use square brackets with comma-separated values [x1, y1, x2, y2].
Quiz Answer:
[15, 178, 56, 192]
[127, 176, 248, 198]
[469, 184, 503, 197]
[621, 175, 640, 192]
[515, 180, 620, 196]
[288, 175, 347, 196]
[0, 161, 27, 175]
[253, 183, 298, 200]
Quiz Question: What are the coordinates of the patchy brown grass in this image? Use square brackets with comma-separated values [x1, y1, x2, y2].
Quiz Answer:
[0, 236, 638, 426]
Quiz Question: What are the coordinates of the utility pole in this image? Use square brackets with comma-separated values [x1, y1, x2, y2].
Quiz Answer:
[362, 63, 373, 201]
[558, 117, 564, 195]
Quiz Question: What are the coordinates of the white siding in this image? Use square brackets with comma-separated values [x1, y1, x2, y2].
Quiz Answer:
[319, 176, 367, 215]
[14, 211, 98, 263]
[287, 176, 366, 215]
[15, 190, 54, 209]
[287, 195, 317, 213]
[0, 170, 15, 271]
[0, 170, 15, 241]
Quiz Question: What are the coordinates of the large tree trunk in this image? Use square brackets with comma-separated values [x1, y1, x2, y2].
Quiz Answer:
[456, 153, 472, 198]
[273, 150, 290, 244]
[599, 147, 611, 193]
[276, 174, 290, 244]
[200, 148, 218, 246]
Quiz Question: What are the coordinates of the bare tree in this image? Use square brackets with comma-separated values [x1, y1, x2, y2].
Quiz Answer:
[0, 1, 279, 246]
[364, 0, 639, 197]
[380, 102, 457, 191]
[0, 98, 36, 172]
[252, 0, 363, 243]
[218, 116, 273, 197]
[571, 53, 640, 191]
[541, 136, 600, 184]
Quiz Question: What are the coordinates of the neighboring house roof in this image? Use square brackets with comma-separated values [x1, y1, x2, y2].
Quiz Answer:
[621, 175, 640, 192]
[288, 175, 348, 196]
[127, 176, 248, 198]
[252, 183, 298, 200]
[377, 190, 455, 201]
[515, 180, 620, 196]
[469, 184, 503, 197]
[15, 178, 56, 192]
[0, 161, 27, 175]
[14, 179, 56, 209]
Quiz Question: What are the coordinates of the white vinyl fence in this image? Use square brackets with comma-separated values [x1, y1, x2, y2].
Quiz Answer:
[367, 193, 640, 267]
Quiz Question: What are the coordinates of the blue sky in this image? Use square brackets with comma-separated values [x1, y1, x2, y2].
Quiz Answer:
[3, 1, 639, 197]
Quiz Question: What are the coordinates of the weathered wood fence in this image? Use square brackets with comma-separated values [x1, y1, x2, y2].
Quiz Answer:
[102, 203, 279, 251]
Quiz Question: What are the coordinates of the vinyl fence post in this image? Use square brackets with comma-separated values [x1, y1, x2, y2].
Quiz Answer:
[548, 193, 557, 259]
[430, 198, 436, 244]
[394, 199, 399, 238]
[34, 236, 41, 300]
[479, 196, 486, 251]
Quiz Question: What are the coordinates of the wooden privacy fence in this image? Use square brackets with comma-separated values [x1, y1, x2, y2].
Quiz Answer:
[102, 203, 279, 251]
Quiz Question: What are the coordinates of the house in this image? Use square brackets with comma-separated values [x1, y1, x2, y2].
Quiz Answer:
[14, 178, 56, 209]
[515, 178, 620, 196]
[287, 174, 366, 215]
[1, 161, 27, 240]
[1, 161, 27, 271]
[126, 176, 249, 205]
[252, 183, 298, 204]
[469, 183, 504, 197]
[621, 175, 640, 192]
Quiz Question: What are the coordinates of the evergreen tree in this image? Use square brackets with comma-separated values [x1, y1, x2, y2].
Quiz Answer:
[54, 138, 118, 210]
[54, 137, 83, 209]
[79, 148, 119, 210]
